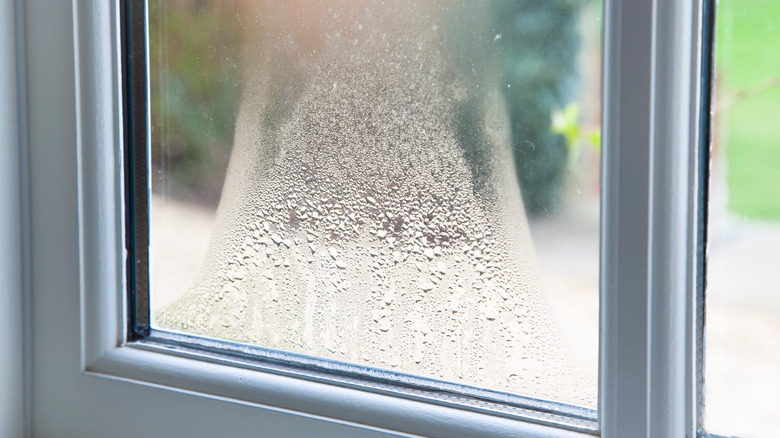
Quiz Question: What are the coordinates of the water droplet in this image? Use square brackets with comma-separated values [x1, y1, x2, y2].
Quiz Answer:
[377, 318, 391, 332]
[419, 281, 435, 291]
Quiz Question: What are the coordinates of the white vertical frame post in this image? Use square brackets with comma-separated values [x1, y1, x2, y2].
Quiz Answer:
[600, 0, 705, 437]
[0, 0, 25, 437]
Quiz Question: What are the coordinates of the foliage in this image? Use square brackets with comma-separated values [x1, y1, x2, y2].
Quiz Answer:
[551, 102, 600, 167]
[492, 0, 584, 216]
[715, 0, 780, 220]
[151, 1, 593, 215]
[148, 0, 241, 205]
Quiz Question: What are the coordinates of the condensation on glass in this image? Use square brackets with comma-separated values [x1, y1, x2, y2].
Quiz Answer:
[705, 1, 780, 436]
[148, 0, 601, 407]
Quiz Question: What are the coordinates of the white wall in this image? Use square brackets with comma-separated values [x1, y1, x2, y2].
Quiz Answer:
[0, 0, 25, 437]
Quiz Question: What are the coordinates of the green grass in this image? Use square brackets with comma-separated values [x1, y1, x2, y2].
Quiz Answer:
[716, 0, 780, 220]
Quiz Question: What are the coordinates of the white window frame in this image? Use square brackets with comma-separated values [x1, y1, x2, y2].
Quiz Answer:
[0, 0, 708, 436]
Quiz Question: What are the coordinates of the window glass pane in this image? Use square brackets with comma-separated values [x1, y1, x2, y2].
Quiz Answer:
[706, 0, 780, 436]
[148, 0, 601, 408]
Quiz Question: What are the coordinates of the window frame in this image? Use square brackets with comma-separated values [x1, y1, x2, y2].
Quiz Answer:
[0, 0, 25, 437]
[7, 0, 708, 436]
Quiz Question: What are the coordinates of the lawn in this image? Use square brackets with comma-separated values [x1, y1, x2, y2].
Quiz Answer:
[716, 0, 780, 220]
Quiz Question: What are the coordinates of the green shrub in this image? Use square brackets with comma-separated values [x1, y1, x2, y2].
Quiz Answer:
[492, 0, 582, 216]
[148, 1, 241, 205]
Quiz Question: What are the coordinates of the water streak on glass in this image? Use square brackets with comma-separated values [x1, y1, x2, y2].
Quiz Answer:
[148, 0, 601, 407]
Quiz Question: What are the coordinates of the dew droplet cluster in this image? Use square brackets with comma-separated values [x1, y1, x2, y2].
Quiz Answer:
[157, 1, 595, 406]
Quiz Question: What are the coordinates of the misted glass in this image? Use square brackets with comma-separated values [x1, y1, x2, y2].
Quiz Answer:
[148, 0, 601, 407]
[706, 0, 780, 436]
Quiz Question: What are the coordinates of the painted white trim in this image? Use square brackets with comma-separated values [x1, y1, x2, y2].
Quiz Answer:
[88, 345, 594, 438]
[599, 0, 654, 432]
[600, 1, 704, 437]
[0, 0, 25, 436]
[646, 2, 703, 437]
[75, 0, 125, 372]
[26, 0, 80, 435]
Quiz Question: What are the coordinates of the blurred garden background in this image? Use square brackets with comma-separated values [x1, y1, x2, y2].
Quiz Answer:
[713, 0, 780, 220]
[148, 0, 241, 205]
[706, 1, 780, 436]
[148, 0, 601, 214]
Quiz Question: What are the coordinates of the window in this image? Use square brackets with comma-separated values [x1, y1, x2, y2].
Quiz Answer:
[2, 0, 732, 437]
[139, 0, 601, 420]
